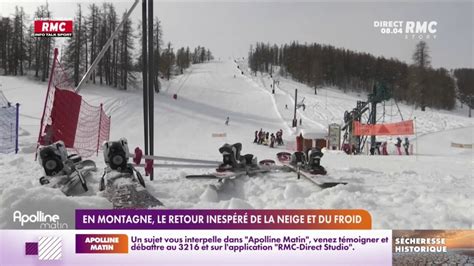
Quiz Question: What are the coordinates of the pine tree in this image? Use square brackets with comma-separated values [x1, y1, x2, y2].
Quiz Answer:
[97, 3, 108, 85]
[412, 41, 431, 111]
[25, 24, 34, 70]
[117, 11, 135, 90]
[185, 47, 190, 68]
[454, 68, 474, 116]
[105, 3, 118, 86]
[137, 17, 162, 91]
[107, 4, 118, 87]
[176, 47, 186, 74]
[153, 18, 162, 92]
[206, 49, 212, 61]
[32, 3, 54, 82]
[0, 18, 12, 75]
[160, 42, 175, 80]
[12, 6, 26, 75]
[248, 40, 457, 111]
[64, 4, 86, 86]
[86, 3, 100, 83]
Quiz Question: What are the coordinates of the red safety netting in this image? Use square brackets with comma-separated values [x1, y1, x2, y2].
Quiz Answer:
[37, 48, 111, 157]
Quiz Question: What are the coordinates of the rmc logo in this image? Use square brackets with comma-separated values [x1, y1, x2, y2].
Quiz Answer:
[374, 20, 438, 40]
[405, 21, 437, 39]
[33, 19, 73, 37]
[405, 21, 437, 34]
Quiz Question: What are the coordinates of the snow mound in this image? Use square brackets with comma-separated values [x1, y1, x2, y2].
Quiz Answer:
[0, 186, 110, 229]
[8, 156, 24, 166]
[400, 170, 418, 176]
[20, 144, 37, 153]
[200, 186, 219, 202]
[283, 183, 303, 199]
[226, 198, 254, 209]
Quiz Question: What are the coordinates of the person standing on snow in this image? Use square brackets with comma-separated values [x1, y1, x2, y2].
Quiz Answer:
[382, 141, 388, 155]
[279, 129, 284, 145]
[225, 117, 229, 126]
[254, 131, 258, 143]
[270, 133, 276, 148]
[403, 137, 410, 155]
[395, 137, 402, 155]
[375, 142, 381, 155]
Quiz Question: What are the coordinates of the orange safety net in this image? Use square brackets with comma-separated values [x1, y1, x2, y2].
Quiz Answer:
[353, 120, 414, 136]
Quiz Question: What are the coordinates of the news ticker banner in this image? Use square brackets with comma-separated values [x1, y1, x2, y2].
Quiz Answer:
[1, 209, 472, 265]
[2, 229, 473, 266]
[1, 230, 392, 265]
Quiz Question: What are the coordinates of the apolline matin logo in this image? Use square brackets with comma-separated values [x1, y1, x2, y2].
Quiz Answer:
[13, 210, 68, 229]
[373, 20, 437, 40]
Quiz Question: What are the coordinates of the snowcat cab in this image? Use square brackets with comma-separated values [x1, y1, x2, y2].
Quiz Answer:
[103, 138, 130, 171]
[218, 143, 242, 168]
[290, 151, 306, 166]
[38, 141, 68, 176]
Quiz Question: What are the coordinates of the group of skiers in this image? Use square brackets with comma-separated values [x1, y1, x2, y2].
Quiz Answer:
[254, 129, 284, 148]
[395, 137, 410, 155]
[370, 137, 410, 155]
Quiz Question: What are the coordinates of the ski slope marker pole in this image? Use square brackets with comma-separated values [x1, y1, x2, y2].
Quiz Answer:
[142, 0, 149, 157]
[414, 116, 418, 161]
[147, 0, 154, 181]
[15, 103, 19, 154]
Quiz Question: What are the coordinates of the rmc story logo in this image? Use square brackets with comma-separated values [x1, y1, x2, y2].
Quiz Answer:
[373, 20, 438, 40]
[13, 210, 68, 229]
[32, 18, 73, 37]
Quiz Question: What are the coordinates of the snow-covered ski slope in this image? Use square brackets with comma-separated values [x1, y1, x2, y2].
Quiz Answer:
[0, 59, 472, 229]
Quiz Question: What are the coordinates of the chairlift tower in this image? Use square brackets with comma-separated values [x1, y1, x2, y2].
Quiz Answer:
[342, 82, 391, 154]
